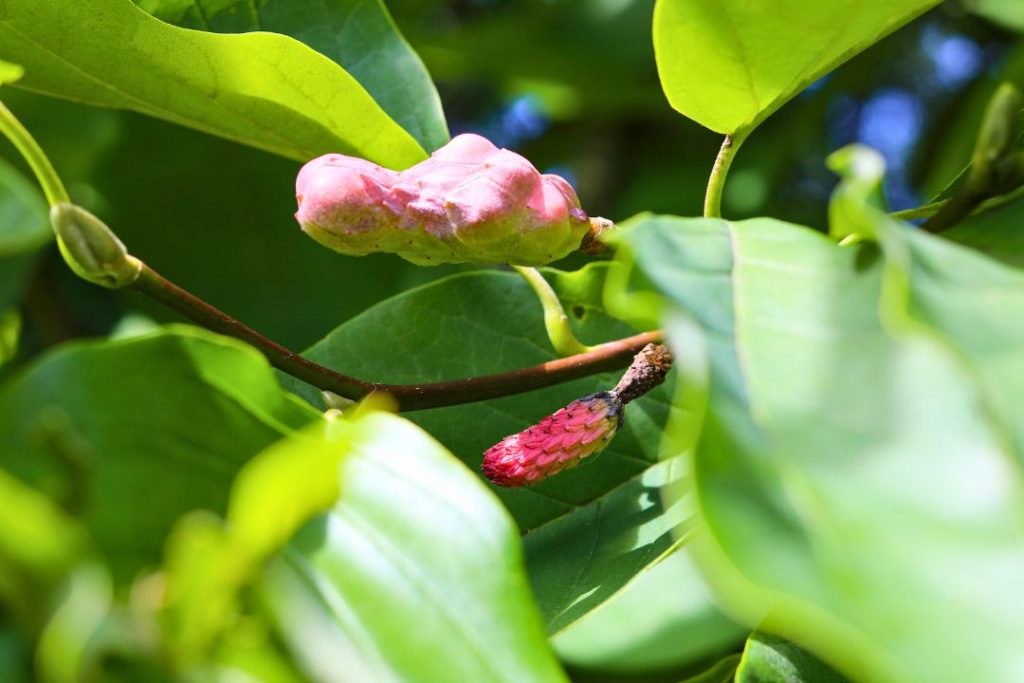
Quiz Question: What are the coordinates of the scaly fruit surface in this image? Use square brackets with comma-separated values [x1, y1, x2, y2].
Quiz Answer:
[481, 392, 622, 488]
[482, 343, 673, 488]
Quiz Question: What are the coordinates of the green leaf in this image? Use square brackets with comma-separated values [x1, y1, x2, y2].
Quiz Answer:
[0, 0, 426, 166]
[284, 263, 683, 633]
[616, 214, 1024, 682]
[652, 0, 939, 134]
[257, 411, 569, 683]
[735, 633, 847, 683]
[552, 547, 746, 675]
[0, 326, 318, 582]
[134, 0, 449, 152]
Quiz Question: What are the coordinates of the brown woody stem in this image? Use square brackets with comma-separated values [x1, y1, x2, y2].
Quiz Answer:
[611, 343, 673, 404]
[133, 264, 663, 411]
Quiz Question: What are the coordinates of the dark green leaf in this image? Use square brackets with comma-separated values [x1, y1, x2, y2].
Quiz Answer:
[0, 0, 426, 166]
[735, 633, 847, 683]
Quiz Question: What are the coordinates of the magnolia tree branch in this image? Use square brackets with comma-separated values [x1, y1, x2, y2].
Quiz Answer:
[136, 264, 662, 411]
[2, 99, 663, 411]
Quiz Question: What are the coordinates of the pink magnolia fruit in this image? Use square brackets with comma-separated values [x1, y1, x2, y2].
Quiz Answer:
[482, 392, 622, 488]
[482, 344, 674, 488]
[294, 134, 591, 266]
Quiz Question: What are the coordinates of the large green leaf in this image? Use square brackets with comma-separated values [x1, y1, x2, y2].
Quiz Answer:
[615, 214, 1024, 682]
[0, 326, 318, 582]
[284, 263, 684, 633]
[652, 0, 939, 134]
[257, 411, 569, 683]
[134, 0, 448, 152]
[0, 0, 426, 166]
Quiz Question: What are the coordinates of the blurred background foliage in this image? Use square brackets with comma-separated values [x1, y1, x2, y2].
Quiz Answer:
[1, 1, 1022, 682]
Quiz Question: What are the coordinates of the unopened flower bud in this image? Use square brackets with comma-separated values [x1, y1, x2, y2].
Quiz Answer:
[295, 134, 591, 266]
[50, 203, 141, 288]
[482, 343, 672, 487]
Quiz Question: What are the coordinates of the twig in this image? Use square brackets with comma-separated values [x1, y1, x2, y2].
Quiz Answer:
[920, 189, 985, 234]
[134, 264, 663, 411]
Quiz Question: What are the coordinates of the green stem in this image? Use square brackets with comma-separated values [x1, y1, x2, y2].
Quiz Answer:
[890, 204, 941, 222]
[704, 129, 749, 218]
[511, 265, 590, 356]
[135, 263, 659, 411]
[0, 99, 69, 205]
[920, 189, 986, 234]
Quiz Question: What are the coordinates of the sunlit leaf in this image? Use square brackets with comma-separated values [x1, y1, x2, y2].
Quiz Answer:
[653, 0, 939, 134]
[134, 0, 449, 151]
[0, 0, 426, 166]
[615, 212, 1024, 682]
[257, 412, 570, 683]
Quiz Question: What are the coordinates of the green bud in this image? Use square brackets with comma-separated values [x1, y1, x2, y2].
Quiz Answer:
[967, 83, 1024, 195]
[50, 203, 141, 288]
